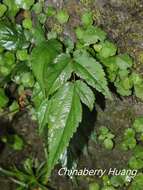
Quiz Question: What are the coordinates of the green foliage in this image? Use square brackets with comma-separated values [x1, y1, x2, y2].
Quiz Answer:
[110, 175, 125, 188]
[95, 41, 117, 58]
[32, 2, 43, 14]
[73, 50, 112, 99]
[101, 187, 115, 190]
[56, 10, 69, 24]
[22, 18, 32, 30]
[0, 158, 48, 189]
[30, 40, 62, 96]
[1, 134, 24, 150]
[3, 0, 19, 17]
[14, 0, 34, 10]
[128, 145, 143, 169]
[1, 1, 143, 186]
[16, 50, 29, 61]
[75, 25, 106, 45]
[130, 173, 143, 190]
[89, 182, 100, 190]
[75, 80, 95, 111]
[0, 88, 8, 108]
[131, 72, 143, 100]
[121, 128, 136, 150]
[0, 21, 28, 50]
[47, 82, 82, 176]
[81, 12, 93, 26]
[133, 117, 143, 133]
[0, 3, 7, 17]
[98, 126, 115, 150]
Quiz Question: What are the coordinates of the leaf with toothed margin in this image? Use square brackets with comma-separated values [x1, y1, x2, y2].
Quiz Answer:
[44, 53, 73, 96]
[47, 82, 82, 176]
[73, 49, 112, 99]
[75, 80, 95, 111]
[30, 40, 62, 96]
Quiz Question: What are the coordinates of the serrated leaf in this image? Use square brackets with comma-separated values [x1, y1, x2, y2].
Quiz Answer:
[47, 82, 82, 176]
[134, 83, 143, 100]
[115, 76, 133, 96]
[73, 50, 112, 99]
[44, 54, 73, 96]
[30, 40, 62, 96]
[97, 40, 117, 58]
[37, 98, 49, 134]
[0, 21, 28, 50]
[75, 80, 95, 111]
[76, 25, 106, 45]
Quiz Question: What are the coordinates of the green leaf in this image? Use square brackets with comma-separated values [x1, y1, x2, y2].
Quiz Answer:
[75, 80, 95, 111]
[133, 117, 143, 133]
[103, 138, 114, 150]
[130, 173, 143, 190]
[89, 182, 100, 190]
[11, 135, 24, 151]
[3, 0, 19, 17]
[131, 73, 143, 100]
[134, 83, 143, 100]
[31, 22, 45, 45]
[97, 40, 117, 58]
[30, 40, 62, 96]
[15, 0, 34, 10]
[109, 54, 133, 70]
[75, 25, 106, 45]
[73, 50, 112, 99]
[115, 76, 133, 96]
[81, 12, 93, 26]
[44, 54, 73, 96]
[37, 98, 49, 134]
[0, 21, 27, 50]
[129, 157, 143, 169]
[47, 82, 82, 176]
[32, 83, 44, 108]
[110, 176, 125, 187]
[56, 10, 69, 24]
[0, 4, 7, 17]
[0, 88, 8, 108]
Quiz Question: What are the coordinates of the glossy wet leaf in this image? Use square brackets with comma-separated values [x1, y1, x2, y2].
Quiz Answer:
[44, 54, 73, 96]
[30, 40, 62, 96]
[0, 21, 27, 50]
[75, 80, 95, 111]
[37, 98, 49, 134]
[47, 82, 82, 176]
[73, 50, 112, 99]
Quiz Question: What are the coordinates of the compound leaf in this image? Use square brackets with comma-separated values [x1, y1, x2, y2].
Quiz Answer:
[47, 82, 82, 176]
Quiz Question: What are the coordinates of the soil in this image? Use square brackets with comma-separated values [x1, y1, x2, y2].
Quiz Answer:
[1, 0, 143, 189]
